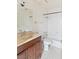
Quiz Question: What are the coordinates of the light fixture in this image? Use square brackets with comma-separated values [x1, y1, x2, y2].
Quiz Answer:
[17, 0, 26, 7]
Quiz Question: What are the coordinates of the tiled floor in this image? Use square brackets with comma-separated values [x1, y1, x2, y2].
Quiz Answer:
[41, 46, 62, 59]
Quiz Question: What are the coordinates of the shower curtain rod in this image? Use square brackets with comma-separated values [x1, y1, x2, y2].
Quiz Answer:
[43, 11, 62, 15]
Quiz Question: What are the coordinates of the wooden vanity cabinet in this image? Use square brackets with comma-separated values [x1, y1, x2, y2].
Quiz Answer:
[17, 36, 43, 59]
[17, 50, 27, 59]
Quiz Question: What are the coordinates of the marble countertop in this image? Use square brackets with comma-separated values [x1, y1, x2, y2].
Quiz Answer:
[17, 32, 41, 47]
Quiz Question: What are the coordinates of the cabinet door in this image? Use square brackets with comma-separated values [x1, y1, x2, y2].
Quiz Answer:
[27, 45, 36, 59]
[27, 41, 43, 59]
[35, 41, 43, 59]
[17, 50, 26, 59]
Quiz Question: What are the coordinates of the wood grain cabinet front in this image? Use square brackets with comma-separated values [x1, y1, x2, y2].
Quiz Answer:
[17, 36, 43, 59]
[17, 50, 26, 59]
[27, 41, 43, 59]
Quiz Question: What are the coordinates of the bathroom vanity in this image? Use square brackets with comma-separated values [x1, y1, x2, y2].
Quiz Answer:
[17, 32, 43, 59]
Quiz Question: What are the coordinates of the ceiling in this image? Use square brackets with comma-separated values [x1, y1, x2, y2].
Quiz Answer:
[17, 0, 62, 12]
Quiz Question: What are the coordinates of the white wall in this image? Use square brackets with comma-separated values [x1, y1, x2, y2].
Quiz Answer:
[17, 5, 33, 33]
[46, 0, 62, 12]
